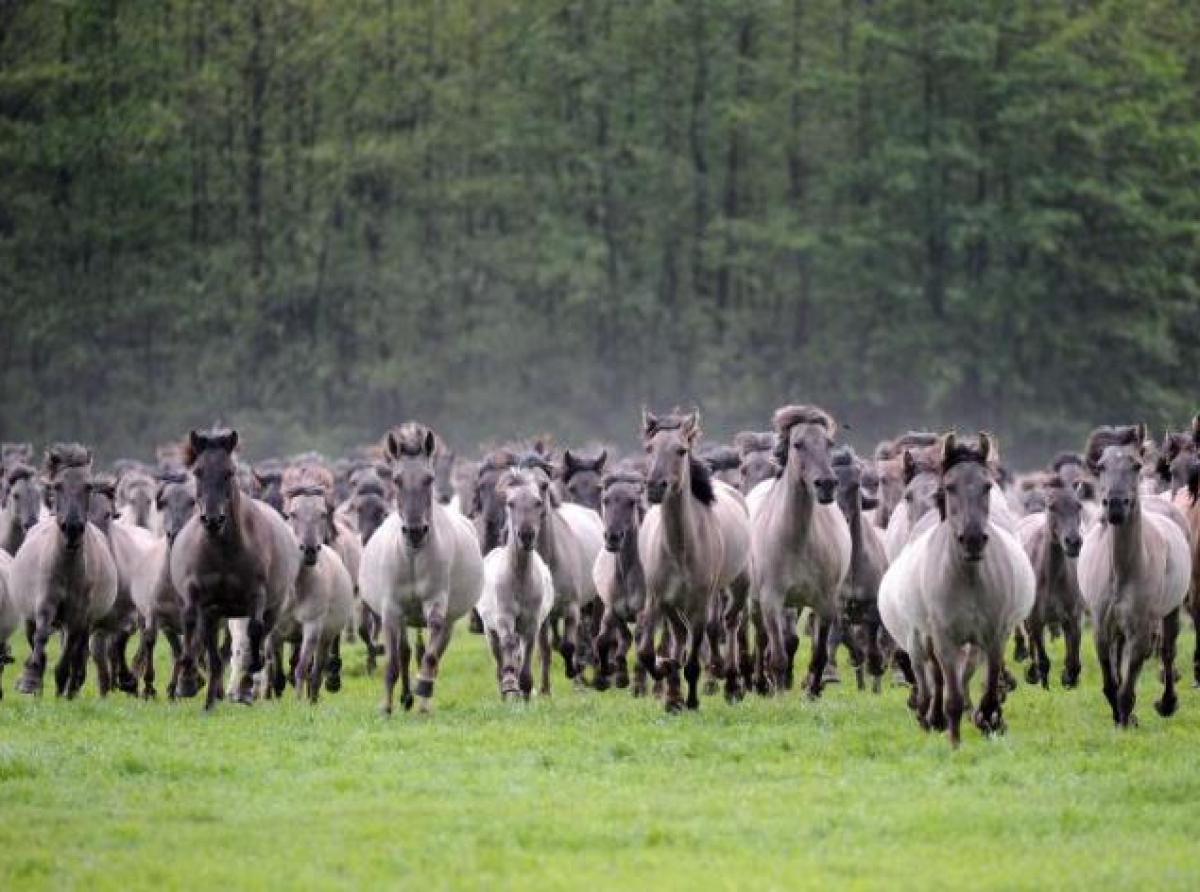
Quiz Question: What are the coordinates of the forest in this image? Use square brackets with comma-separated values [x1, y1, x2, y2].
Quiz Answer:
[1, 0, 1197, 466]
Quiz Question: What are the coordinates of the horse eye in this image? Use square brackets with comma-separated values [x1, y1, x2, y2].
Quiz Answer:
[675, 447, 687, 457]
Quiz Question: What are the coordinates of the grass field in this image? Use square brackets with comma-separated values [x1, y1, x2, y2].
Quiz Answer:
[1, 628, 1199, 891]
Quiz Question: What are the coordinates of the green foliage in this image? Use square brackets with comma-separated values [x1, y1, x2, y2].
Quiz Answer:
[1, 1, 1197, 464]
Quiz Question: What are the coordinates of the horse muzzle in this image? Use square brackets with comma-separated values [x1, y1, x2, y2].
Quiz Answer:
[645, 481, 666, 505]
[604, 532, 624, 552]
[403, 525, 429, 549]
[301, 545, 320, 567]
[201, 514, 227, 535]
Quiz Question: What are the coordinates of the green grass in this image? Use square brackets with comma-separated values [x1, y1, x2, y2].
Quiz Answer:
[1, 629, 1198, 891]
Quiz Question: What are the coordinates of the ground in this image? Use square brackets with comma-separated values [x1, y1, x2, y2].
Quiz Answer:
[1, 631, 1198, 891]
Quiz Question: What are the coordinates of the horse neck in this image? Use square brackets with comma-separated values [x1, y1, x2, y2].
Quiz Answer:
[537, 503, 564, 565]
[661, 459, 702, 561]
[1110, 503, 1145, 574]
[0, 505, 19, 549]
[616, 525, 645, 593]
[216, 485, 251, 553]
[780, 455, 816, 538]
[49, 526, 87, 581]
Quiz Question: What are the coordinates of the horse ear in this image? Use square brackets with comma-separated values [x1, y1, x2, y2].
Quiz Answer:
[596, 449, 608, 472]
[902, 450, 917, 485]
[188, 430, 206, 460]
[940, 433, 957, 468]
[219, 431, 238, 454]
[563, 450, 579, 473]
[1192, 414, 1200, 445]
[1136, 423, 1147, 454]
[641, 408, 657, 437]
[1156, 454, 1172, 484]
[935, 487, 947, 522]
[683, 411, 701, 443]
[423, 430, 436, 458]
[977, 431, 992, 464]
[385, 431, 400, 461]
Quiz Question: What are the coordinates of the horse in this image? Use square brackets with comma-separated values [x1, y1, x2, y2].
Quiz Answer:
[1078, 424, 1191, 727]
[829, 447, 889, 693]
[1157, 418, 1200, 686]
[639, 409, 750, 711]
[117, 469, 162, 535]
[86, 474, 155, 696]
[910, 433, 1034, 747]
[169, 429, 299, 709]
[129, 469, 196, 698]
[734, 432, 776, 494]
[747, 406, 850, 699]
[476, 470, 556, 700]
[359, 423, 484, 714]
[11, 444, 118, 698]
[515, 449, 604, 692]
[560, 448, 608, 511]
[593, 471, 649, 695]
[1017, 476, 1084, 690]
[1, 462, 45, 556]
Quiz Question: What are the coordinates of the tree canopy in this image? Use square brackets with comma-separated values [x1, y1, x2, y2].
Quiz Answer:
[1, 1, 1197, 466]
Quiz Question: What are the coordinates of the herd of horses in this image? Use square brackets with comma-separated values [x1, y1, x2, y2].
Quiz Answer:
[0, 407, 1197, 747]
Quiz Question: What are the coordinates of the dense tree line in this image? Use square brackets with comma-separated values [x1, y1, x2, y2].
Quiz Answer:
[1, 1, 1197, 465]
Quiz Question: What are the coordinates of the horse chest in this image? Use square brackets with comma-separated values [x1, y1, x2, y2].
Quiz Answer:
[196, 571, 259, 609]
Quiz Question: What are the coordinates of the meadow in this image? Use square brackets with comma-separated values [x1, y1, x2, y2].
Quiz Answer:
[2, 630, 1198, 891]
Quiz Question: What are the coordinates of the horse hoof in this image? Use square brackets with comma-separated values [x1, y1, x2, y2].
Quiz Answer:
[664, 699, 684, 715]
[1024, 664, 1039, 685]
[1155, 696, 1178, 718]
[614, 674, 630, 690]
[594, 676, 611, 693]
[630, 684, 646, 699]
[380, 704, 394, 717]
[416, 697, 432, 714]
[400, 691, 415, 711]
[176, 677, 199, 699]
[15, 676, 42, 696]
[142, 686, 157, 701]
[702, 679, 720, 697]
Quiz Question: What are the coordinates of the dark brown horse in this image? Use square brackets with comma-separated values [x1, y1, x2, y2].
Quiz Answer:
[169, 429, 299, 708]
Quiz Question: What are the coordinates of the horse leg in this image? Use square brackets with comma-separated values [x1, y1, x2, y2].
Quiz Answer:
[661, 607, 687, 714]
[924, 650, 947, 732]
[135, 621, 158, 700]
[634, 600, 662, 690]
[111, 629, 137, 695]
[783, 607, 801, 690]
[721, 581, 746, 703]
[761, 601, 788, 694]
[974, 642, 1008, 735]
[703, 590, 723, 697]
[615, 624, 632, 690]
[1116, 632, 1148, 728]
[1155, 608, 1180, 718]
[164, 630, 182, 700]
[415, 599, 452, 712]
[294, 625, 316, 701]
[357, 602, 379, 674]
[176, 594, 201, 698]
[684, 612, 706, 711]
[866, 621, 885, 695]
[1012, 625, 1029, 663]
[1189, 591, 1200, 688]
[18, 605, 53, 695]
[1025, 618, 1049, 690]
[824, 617, 841, 684]
[91, 632, 112, 698]
[519, 629, 536, 701]
[1095, 628, 1120, 724]
[804, 615, 832, 700]
[324, 636, 342, 694]
[309, 635, 331, 704]
[1061, 612, 1082, 689]
[560, 601, 580, 682]
[380, 607, 401, 715]
[594, 608, 618, 692]
[246, 587, 268, 676]
[537, 621, 553, 698]
[931, 640, 964, 747]
[202, 612, 224, 710]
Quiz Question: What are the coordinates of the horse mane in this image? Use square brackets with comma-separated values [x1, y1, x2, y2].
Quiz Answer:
[700, 446, 740, 473]
[642, 410, 697, 437]
[602, 470, 645, 490]
[831, 446, 857, 468]
[1161, 430, 1193, 460]
[517, 450, 555, 477]
[45, 443, 92, 478]
[939, 434, 995, 473]
[734, 431, 773, 457]
[159, 467, 190, 486]
[687, 456, 716, 506]
[480, 449, 518, 473]
[561, 447, 607, 482]
[771, 405, 837, 469]
[1084, 425, 1143, 470]
[873, 440, 895, 461]
[2, 442, 34, 470]
[183, 427, 238, 467]
[1050, 451, 1085, 473]
[282, 464, 335, 504]
[5, 462, 34, 485]
[385, 422, 433, 460]
[91, 473, 118, 500]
